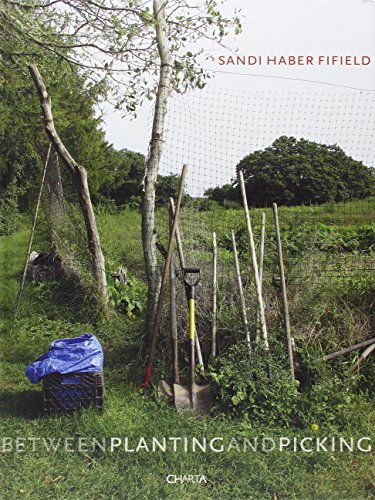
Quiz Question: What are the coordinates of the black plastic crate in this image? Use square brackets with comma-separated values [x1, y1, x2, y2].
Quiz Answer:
[42, 372, 104, 414]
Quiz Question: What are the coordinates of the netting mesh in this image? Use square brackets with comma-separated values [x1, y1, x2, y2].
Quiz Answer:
[148, 86, 375, 360]
[156, 87, 375, 281]
[16, 148, 96, 320]
[45, 152, 95, 281]
[15, 84, 375, 365]
[161, 88, 375, 197]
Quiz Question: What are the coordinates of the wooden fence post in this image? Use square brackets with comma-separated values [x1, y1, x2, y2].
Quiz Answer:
[255, 211, 266, 344]
[231, 230, 251, 351]
[238, 172, 269, 350]
[273, 203, 295, 381]
[211, 232, 218, 356]
[29, 64, 108, 306]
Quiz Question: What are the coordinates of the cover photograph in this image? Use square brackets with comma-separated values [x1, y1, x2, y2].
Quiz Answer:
[0, 0, 374, 498]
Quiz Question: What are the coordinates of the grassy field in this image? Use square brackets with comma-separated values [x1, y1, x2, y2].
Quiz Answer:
[0, 205, 374, 499]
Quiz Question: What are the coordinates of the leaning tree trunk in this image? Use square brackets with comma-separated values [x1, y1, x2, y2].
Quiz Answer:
[142, 0, 173, 331]
[28, 64, 108, 306]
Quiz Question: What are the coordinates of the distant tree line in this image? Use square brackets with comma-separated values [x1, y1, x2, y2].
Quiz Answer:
[2, 49, 374, 235]
[0, 48, 181, 234]
[204, 136, 375, 207]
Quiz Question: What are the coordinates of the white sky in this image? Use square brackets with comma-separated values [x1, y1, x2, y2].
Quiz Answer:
[101, 0, 375, 158]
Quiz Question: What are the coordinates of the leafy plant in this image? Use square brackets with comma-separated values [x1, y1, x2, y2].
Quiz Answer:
[107, 267, 146, 317]
[208, 341, 299, 427]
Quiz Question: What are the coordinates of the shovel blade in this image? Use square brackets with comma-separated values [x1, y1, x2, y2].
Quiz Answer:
[158, 380, 173, 400]
[173, 382, 212, 415]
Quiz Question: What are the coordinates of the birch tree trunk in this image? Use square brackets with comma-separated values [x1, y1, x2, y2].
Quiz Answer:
[28, 64, 108, 306]
[142, 0, 173, 330]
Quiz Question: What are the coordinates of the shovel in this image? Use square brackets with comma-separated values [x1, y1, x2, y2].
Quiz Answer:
[174, 267, 212, 415]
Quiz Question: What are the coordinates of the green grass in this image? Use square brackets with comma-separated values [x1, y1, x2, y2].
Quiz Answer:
[0, 230, 30, 317]
[1, 346, 374, 499]
[97, 210, 144, 276]
[0, 204, 374, 499]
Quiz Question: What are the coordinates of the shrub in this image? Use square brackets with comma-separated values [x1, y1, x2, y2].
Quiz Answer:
[0, 180, 21, 236]
[208, 335, 374, 431]
[189, 198, 219, 212]
[296, 360, 372, 432]
[106, 265, 146, 317]
[208, 341, 299, 427]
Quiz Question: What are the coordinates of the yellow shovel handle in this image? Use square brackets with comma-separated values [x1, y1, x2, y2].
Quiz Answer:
[189, 298, 195, 341]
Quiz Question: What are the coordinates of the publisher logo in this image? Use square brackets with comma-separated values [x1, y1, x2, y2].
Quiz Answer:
[166, 474, 208, 484]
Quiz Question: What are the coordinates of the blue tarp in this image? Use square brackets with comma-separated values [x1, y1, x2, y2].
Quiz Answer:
[25, 333, 104, 384]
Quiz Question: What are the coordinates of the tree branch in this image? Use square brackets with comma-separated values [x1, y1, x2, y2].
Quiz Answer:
[28, 63, 108, 304]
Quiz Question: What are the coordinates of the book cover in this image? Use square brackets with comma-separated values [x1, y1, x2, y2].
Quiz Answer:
[0, 1, 374, 498]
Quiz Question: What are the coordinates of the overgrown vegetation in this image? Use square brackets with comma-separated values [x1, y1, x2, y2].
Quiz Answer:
[1, 201, 374, 498]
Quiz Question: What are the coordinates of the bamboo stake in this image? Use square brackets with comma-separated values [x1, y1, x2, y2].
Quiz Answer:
[194, 321, 204, 373]
[169, 198, 205, 374]
[273, 203, 295, 381]
[142, 165, 187, 387]
[351, 343, 375, 372]
[211, 232, 218, 357]
[169, 207, 179, 384]
[255, 212, 266, 344]
[231, 230, 251, 351]
[170, 198, 185, 269]
[238, 172, 269, 350]
[259, 212, 266, 285]
[323, 337, 375, 362]
[14, 143, 52, 320]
